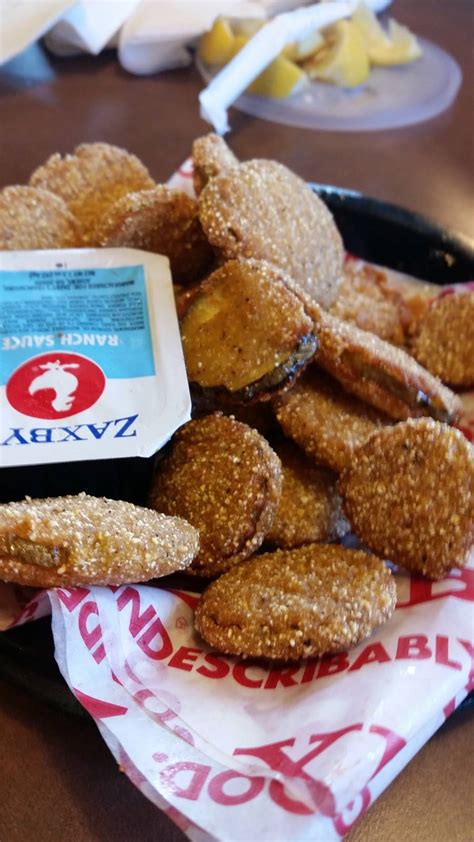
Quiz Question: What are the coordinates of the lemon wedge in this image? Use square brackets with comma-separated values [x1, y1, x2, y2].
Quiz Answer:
[352, 3, 422, 66]
[198, 17, 235, 66]
[284, 28, 325, 62]
[303, 19, 370, 87]
[247, 55, 307, 98]
[231, 18, 264, 38]
[228, 35, 306, 98]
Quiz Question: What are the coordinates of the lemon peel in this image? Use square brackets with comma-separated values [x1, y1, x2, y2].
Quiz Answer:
[198, 17, 235, 66]
[228, 34, 306, 98]
[352, 3, 422, 66]
[284, 29, 325, 62]
[303, 19, 370, 88]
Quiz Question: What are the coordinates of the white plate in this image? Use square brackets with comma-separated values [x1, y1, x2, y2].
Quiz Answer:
[197, 38, 462, 132]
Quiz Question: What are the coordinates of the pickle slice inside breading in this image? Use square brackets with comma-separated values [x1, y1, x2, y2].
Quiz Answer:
[181, 259, 318, 403]
[314, 310, 462, 424]
[342, 352, 456, 423]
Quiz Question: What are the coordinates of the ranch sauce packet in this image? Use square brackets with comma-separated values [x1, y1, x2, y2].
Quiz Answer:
[0, 248, 191, 467]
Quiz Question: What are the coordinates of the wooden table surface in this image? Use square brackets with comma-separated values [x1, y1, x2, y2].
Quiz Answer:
[1, 0, 473, 839]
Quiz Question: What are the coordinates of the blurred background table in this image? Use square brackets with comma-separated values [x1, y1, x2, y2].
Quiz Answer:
[1, 0, 473, 839]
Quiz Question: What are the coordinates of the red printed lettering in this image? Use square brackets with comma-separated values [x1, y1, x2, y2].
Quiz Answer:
[349, 643, 391, 671]
[56, 587, 89, 612]
[264, 667, 300, 689]
[73, 688, 127, 719]
[443, 697, 457, 719]
[459, 639, 474, 693]
[232, 663, 264, 688]
[236, 726, 361, 816]
[458, 638, 474, 660]
[301, 660, 318, 683]
[168, 646, 202, 672]
[317, 652, 350, 678]
[133, 688, 177, 724]
[435, 636, 462, 671]
[136, 617, 173, 660]
[208, 771, 265, 806]
[368, 724, 406, 778]
[333, 787, 371, 836]
[160, 762, 211, 800]
[116, 586, 156, 637]
[396, 634, 432, 660]
[78, 600, 106, 663]
[197, 653, 230, 680]
[398, 568, 474, 608]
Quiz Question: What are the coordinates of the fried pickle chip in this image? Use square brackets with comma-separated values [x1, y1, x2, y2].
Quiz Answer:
[0, 185, 82, 250]
[265, 440, 349, 548]
[0, 494, 199, 587]
[199, 159, 344, 309]
[340, 419, 474, 579]
[195, 544, 396, 661]
[180, 259, 318, 404]
[274, 368, 391, 472]
[313, 309, 462, 423]
[96, 187, 214, 285]
[29, 142, 154, 244]
[411, 292, 474, 388]
[192, 133, 239, 195]
[149, 413, 282, 577]
[330, 259, 405, 345]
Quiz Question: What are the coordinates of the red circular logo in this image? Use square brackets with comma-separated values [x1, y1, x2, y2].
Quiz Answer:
[6, 352, 106, 420]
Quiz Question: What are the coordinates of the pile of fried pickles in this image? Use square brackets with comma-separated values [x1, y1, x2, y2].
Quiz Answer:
[0, 136, 472, 662]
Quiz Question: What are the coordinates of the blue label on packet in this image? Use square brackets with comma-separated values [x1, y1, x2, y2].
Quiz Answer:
[0, 265, 155, 384]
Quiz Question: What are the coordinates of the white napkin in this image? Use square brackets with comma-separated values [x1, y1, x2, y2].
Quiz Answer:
[44, 0, 140, 56]
[0, 0, 308, 71]
[118, 1, 270, 75]
[0, 0, 75, 64]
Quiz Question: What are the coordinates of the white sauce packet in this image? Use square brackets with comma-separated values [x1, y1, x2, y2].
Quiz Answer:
[0, 248, 191, 467]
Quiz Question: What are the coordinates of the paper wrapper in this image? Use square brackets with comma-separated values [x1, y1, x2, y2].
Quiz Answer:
[1, 558, 473, 842]
[0, 163, 473, 840]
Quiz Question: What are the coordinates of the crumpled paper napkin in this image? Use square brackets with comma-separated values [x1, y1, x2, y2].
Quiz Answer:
[0, 0, 306, 72]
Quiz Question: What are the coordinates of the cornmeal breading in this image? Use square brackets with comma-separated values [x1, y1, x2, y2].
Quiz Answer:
[411, 292, 474, 387]
[0, 185, 82, 249]
[97, 186, 214, 285]
[339, 419, 474, 579]
[195, 544, 396, 661]
[30, 142, 154, 244]
[0, 494, 199, 586]
[149, 413, 282, 577]
[199, 159, 344, 309]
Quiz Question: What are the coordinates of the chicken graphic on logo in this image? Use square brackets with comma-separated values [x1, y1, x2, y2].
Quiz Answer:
[28, 360, 80, 412]
[6, 351, 106, 420]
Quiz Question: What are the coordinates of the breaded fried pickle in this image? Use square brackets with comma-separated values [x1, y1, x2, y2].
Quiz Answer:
[274, 368, 390, 472]
[265, 440, 349, 548]
[30, 142, 154, 244]
[0, 494, 199, 587]
[411, 292, 474, 388]
[195, 544, 396, 661]
[180, 259, 318, 403]
[314, 309, 462, 423]
[0, 186, 82, 249]
[149, 413, 282, 577]
[330, 260, 405, 345]
[199, 159, 344, 309]
[192, 133, 239, 195]
[97, 187, 214, 285]
[340, 419, 474, 579]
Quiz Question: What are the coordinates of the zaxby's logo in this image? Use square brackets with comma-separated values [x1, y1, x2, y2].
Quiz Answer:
[6, 352, 106, 420]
